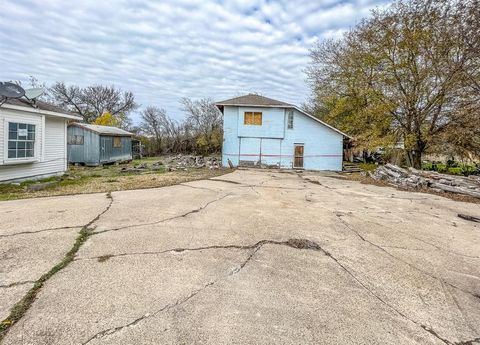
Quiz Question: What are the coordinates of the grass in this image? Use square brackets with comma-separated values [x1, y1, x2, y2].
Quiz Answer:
[0, 226, 94, 340]
[422, 162, 478, 176]
[0, 156, 229, 201]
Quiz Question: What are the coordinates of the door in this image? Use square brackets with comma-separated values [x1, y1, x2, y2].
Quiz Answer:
[294, 144, 304, 168]
[100, 136, 112, 162]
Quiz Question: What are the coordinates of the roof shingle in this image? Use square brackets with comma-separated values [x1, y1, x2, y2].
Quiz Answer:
[216, 94, 294, 107]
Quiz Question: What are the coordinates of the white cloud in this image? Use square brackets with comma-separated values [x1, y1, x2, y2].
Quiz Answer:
[0, 0, 390, 122]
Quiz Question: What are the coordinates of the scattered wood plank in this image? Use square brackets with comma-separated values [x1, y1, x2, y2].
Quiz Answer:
[370, 164, 480, 199]
[458, 214, 480, 223]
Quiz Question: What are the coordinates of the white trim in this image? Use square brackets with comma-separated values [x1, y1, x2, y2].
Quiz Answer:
[64, 120, 67, 171]
[3, 117, 40, 164]
[293, 106, 350, 138]
[41, 115, 46, 162]
[1, 103, 82, 120]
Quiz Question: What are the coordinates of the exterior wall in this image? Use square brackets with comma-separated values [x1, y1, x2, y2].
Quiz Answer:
[99, 135, 132, 163]
[67, 126, 100, 165]
[222, 106, 240, 166]
[221, 106, 343, 171]
[280, 109, 343, 171]
[0, 107, 67, 182]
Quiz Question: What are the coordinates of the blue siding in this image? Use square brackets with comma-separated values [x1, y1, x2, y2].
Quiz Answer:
[222, 106, 343, 171]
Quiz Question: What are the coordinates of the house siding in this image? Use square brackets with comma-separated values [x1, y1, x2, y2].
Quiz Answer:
[0, 106, 67, 182]
[222, 106, 343, 171]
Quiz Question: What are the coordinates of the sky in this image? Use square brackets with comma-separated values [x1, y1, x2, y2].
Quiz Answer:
[0, 0, 389, 123]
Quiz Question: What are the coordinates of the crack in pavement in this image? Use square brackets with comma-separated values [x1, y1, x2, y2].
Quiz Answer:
[0, 226, 80, 239]
[94, 194, 231, 235]
[81, 239, 322, 344]
[335, 214, 480, 300]
[0, 281, 35, 289]
[76, 238, 323, 262]
[0, 192, 115, 343]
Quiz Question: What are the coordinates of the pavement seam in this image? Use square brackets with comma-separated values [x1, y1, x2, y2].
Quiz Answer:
[0, 192, 114, 343]
[0, 226, 80, 239]
[81, 239, 321, 344]
[93, 193, 231, 235]
[0, 281, 35, 289]
[336, 213, 480, 298]
[335, 214, 480, 344]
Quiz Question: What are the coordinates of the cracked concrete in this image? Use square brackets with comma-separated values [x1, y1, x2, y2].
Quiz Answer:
[1, 169, 479, 344]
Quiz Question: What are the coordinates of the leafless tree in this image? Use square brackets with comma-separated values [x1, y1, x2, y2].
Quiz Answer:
[49, 82, 137, 128]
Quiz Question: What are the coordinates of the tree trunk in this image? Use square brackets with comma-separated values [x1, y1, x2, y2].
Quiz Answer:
[412, 150, 422, 169]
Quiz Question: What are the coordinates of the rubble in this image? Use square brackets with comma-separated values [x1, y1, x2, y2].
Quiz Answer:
[165, 155, 221, 170]
[370, 163, 480, 198]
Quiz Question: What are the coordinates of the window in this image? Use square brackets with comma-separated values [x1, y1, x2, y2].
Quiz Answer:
[287, 110, 294, 129]
[244, 112, 262, 126]
[68, 135, 84, 145]
[113, 137, 122, 148]
[8, 122, 35, 159]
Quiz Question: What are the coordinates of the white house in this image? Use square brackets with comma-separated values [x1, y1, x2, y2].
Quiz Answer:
[216, 94, 349, 171]
[0, 98, 82, 182]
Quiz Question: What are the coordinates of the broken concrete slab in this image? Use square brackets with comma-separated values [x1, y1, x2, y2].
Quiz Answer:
[1, 169, 479, 344]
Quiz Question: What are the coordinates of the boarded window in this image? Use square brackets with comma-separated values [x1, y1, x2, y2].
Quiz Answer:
[68, 135, 84, 145]
[244, 112, 262, 126]
[7, 122, 35, 159]
[287, 110, 294, 129]
[113, 137, 122, 148]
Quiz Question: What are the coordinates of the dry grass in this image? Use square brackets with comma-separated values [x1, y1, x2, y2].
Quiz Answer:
[0, 158, 229, 201]
[341, 172, 480, 204]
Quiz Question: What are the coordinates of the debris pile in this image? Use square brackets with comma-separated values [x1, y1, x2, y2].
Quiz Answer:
[166, 155, 221, 170]
[371, 163, 480, 198]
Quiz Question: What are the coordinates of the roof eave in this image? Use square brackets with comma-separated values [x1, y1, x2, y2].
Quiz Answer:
[293, 106, 351, 139]
[215, 103, 294, 108]
[1, 103, 83, 121]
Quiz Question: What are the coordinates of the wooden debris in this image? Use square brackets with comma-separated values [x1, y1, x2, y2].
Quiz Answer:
[458, 214, 480, 223]
[370, 164, 480, 199]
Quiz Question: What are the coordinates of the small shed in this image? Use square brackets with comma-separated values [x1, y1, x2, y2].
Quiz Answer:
[67, 123, 133, 166]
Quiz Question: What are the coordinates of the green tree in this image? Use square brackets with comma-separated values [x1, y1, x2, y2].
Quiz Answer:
[307, 0, 480, 168]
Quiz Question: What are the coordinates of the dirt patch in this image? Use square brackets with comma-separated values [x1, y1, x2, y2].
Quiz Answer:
[0, 162, 230, 201]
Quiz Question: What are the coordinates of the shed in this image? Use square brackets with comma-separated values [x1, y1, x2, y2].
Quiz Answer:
[0, 98, 82, 182]
[67, 123, 133, 166]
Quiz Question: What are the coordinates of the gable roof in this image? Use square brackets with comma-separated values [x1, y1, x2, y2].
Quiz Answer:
[215, 94, 350, 138]
[2, 98, 82, 120]
[216, 94, 294, 107]
[69, 123, 133, 136]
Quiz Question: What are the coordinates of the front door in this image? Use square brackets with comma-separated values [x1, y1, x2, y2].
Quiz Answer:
[294, 144, 304, 168]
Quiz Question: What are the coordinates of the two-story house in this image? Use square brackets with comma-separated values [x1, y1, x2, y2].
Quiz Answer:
[215, 94, 349, 171]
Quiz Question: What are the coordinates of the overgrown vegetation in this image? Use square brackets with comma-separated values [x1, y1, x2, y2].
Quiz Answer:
[307, 0, 480, 168]
[422, 161, 479, 176]
[0, 157, 228, 201]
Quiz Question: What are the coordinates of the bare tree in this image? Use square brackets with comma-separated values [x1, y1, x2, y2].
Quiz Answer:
[180, 97, 222, 154]
[49, 82, 137, 128]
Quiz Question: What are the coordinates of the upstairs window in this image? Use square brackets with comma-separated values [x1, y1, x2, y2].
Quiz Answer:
[244, 112, 262, 126]
[113, 137, 122, 148]
[287, 110, 294, 129]
[8, 122, 35, 159]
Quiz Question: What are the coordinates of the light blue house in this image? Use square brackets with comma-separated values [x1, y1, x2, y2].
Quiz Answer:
[216, 94, 349, 171]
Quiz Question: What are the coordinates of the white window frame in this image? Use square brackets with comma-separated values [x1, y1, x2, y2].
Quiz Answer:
[3, 118, 40, 164]
[287, 110, 294, 129]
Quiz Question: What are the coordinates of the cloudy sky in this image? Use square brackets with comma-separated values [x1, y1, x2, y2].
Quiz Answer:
[0, 0, 389, 122]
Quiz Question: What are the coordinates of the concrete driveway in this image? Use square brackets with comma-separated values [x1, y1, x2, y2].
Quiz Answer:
[1, 169, 479, 345]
